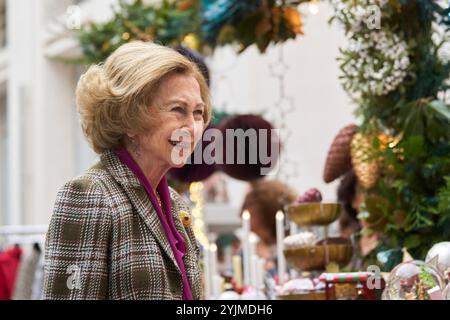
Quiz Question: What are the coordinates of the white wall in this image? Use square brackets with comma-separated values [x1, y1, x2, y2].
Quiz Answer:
[4, 0, 86, 225]
[0, 89, 5, 227]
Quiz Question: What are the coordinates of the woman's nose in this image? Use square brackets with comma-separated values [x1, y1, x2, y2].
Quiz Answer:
[183, 117, 203, 142]
[184, 114, 196, 132]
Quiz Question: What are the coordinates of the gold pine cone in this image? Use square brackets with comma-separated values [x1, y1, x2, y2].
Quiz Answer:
[350, 133, 380, 189]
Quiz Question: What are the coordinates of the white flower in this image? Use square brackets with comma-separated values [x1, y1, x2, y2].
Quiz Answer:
[340, 30, 411, 96]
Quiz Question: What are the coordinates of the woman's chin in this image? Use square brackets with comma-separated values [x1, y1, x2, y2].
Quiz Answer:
[168, 155, 191, 168]
[170, 161, 187, 169]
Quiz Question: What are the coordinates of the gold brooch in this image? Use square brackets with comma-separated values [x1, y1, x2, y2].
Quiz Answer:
[179, 210, 192, 228]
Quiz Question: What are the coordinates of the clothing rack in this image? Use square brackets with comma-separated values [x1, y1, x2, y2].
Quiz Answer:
[0, 225, 48, 245]
[0, 225, 47, 301]
[0, 224, 48, 235]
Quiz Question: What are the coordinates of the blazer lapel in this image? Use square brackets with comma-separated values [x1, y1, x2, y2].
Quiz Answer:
[169, 191, 202, 300]
[100, 151, 180, 272]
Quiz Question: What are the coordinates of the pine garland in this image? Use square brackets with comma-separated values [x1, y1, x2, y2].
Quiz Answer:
[75, 0, 307, 64]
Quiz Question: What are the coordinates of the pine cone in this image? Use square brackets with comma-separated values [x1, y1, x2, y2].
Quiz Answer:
[350, 132, 380, 189]
[323, 124, 358, 183]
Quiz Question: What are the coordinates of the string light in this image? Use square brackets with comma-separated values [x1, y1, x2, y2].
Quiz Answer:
[189, 182, 209, 247]
[265, 46, 299, 186]
[309, 0, 319, 15]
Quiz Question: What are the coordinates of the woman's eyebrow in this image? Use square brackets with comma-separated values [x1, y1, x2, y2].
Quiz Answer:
[165, 99, 205, 109]
[165, 99, 187, 106]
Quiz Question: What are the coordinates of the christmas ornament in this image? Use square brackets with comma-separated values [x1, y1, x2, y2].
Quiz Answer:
[443, 282, 450, 300]
[425, 242, 450, 277]
[323, 124, 358, 183]
[216, 114, 279, 181]
[182, 33, 201, 51]
[296, 188, 322, 203]
[386, 260, 446, 300]
[169, 125, 217, 183]
[218, 290, 240, 300]
[350, 132, 380, 189]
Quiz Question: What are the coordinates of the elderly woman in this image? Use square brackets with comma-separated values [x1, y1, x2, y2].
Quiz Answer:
[43, 41, 211, 300]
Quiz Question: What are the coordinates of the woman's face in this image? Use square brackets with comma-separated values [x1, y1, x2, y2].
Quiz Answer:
[135, 73, 205, 169]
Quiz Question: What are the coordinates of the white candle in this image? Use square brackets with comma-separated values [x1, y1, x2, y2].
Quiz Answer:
[223, 246, 233, 274]
[242, 210, 251, 287]
[249, 234, 258, 288]
[212, 275, 223, 299]
[276, 210, 286, 285]
[232, 255, 243, 289]
[257, 257, 265, 290]
[251, 254, 258, 289]
[210, 243, 218, 278]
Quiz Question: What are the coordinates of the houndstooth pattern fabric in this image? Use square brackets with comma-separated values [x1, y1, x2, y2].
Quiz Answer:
[43, 150, 202, 300]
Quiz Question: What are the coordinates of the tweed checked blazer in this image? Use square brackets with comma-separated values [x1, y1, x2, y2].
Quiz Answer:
[43, 150, 202, 300]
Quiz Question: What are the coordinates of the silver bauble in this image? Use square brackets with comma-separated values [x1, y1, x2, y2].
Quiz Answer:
[426, 242, 450, 277]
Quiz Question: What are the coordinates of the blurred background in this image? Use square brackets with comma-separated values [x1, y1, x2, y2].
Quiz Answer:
[0, 0, 449, 301]
[0, 0, 353, 228]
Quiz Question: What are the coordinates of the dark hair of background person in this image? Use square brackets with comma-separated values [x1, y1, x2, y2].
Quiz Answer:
[240, 179, 297, 245]
[337, 169, 361, 232]
[175, 45, 210, 87]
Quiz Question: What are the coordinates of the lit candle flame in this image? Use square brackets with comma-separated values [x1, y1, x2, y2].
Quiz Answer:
[276, 210, 284, 220]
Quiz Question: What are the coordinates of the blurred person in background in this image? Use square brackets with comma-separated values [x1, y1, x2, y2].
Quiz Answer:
[337, 170, 380, 269]
[240, 179, 297, 273]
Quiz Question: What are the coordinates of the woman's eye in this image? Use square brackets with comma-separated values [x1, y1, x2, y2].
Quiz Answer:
[194, 110, 204, 116]
[172, 106, 184, 113]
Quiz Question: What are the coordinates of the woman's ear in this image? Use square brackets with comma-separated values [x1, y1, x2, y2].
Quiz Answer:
[126, 132, 137, 139]
[123, 132, 138, 148]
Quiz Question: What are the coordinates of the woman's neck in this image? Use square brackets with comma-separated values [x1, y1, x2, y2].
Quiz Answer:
[126, 147, 170, 192]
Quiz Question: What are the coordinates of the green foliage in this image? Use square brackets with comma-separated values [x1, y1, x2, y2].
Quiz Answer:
[77, 0, 200, 64]
[201, 0, 304, 53]
[75, 0, 308, 64]
[333, 0, 450, 262]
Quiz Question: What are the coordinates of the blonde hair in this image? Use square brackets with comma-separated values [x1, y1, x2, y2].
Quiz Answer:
[76, 41, 212, 154]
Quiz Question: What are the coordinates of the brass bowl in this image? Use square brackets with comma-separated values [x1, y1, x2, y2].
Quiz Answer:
[277, 291, 326, 300]
[323, 243, 353, 267]
[284, 243, 353, 271]
[284, 245, 326, 271]
[285, 202, 341, 226]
